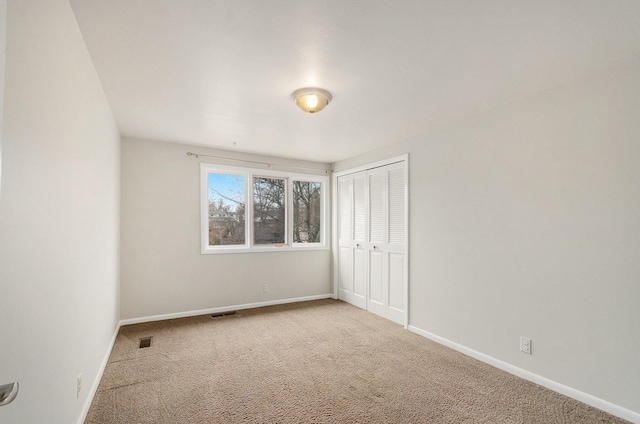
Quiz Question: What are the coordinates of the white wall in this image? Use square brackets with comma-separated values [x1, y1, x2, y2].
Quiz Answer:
[334, 58, 640, 417]
[120, 138, 331, 320]
[0, 1, 120, 423]
[0, 0, 6, 195]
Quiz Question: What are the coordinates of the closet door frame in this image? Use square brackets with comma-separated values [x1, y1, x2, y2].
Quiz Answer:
[332, 154, 409, 328]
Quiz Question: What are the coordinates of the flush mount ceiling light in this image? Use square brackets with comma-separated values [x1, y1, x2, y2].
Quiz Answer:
[292, 87, 332, 113]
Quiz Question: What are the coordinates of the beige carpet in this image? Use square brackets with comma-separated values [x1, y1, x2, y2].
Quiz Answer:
[85, 299, 628, 423]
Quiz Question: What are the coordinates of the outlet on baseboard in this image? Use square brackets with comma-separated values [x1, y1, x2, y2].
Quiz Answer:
[77, 373, 82, 398]
[520, 336, 532, 354]
[263, 283, 269, 293]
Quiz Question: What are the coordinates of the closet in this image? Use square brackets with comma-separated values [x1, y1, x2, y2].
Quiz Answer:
[335, 156, 408, 326]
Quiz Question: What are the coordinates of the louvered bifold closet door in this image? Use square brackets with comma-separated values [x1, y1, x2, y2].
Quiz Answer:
[385, 163, 407, 324]
[336, 160, 407, 324]
[352, 173, 367, 303]
[337, 172, 367, 309]
[366, 162, 407, 324]
[366, 167, 387, 318]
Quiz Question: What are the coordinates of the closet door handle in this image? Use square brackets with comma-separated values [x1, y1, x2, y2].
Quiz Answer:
[0, 382, 19, 407]
[356, 243, 361, 248]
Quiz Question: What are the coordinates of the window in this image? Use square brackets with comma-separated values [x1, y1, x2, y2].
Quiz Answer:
[201, 163, 328, 253]
[253, 177, 286, 245]
[207, 173, 246, 246]
[293, 181, 321, 243]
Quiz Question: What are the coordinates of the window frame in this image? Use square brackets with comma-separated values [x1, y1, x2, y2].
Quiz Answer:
[201, 163, 329, 254]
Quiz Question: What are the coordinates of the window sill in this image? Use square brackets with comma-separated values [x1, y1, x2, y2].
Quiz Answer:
[201, 245, 329, 255]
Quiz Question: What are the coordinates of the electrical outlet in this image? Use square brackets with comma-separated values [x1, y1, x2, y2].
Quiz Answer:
[520, 337, 532, 354]
[77, 374, 82, 398]
[263, 284, 269, 293]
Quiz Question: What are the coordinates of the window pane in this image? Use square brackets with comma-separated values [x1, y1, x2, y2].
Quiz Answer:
[208, 173, 246, 246]
[253, 177, 285, 244]
[293, 181, 321, 243]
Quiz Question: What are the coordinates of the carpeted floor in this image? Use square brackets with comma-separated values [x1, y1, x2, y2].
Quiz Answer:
[85, 299, 629, 423]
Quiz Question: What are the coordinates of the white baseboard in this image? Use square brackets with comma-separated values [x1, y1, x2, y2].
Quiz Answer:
[77, 321, 121, 424]
[408, 325, 640, 424]
[119, 294, 333, 326]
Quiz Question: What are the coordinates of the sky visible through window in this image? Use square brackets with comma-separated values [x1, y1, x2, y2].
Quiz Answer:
[208, 173, 245, 205]
[208, 173, 246, 246]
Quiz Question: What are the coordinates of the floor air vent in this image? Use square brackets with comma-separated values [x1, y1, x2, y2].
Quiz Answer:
[139, 337, 153, 348]
[210, 311, 238, 319]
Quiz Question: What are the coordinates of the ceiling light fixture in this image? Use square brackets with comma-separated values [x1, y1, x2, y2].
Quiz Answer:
[292, 87, 332, 113]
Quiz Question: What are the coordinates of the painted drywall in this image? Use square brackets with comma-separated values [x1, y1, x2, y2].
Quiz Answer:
[334, 58, 640, 416]
[120, 138, 331, 320]
[0, 0, 5, 196]
[0, 1, 120, 423]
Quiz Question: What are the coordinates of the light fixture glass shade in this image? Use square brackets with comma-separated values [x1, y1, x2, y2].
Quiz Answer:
[292, 88, 332, 113]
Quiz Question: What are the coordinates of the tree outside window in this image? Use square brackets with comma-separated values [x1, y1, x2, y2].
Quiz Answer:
[253, 177, 285, 244]
[293, 181, 321, 243]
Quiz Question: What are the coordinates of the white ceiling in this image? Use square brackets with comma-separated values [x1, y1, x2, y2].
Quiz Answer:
[69, 0, 640, 163]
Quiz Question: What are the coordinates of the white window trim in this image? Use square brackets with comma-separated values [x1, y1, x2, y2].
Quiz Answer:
[201, 163, 329, 254]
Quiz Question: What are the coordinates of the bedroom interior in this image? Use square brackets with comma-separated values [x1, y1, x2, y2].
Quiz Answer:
[0, 1, 639, 423]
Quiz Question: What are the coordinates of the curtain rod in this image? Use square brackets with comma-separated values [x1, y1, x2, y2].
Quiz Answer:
[186, 152, 333, 173]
